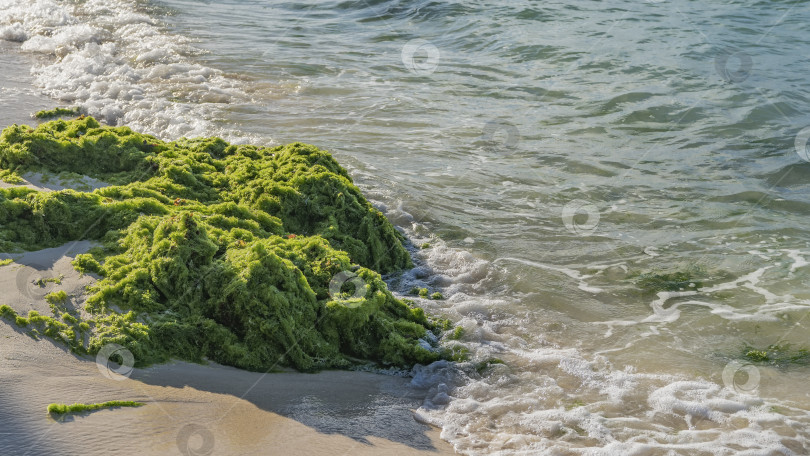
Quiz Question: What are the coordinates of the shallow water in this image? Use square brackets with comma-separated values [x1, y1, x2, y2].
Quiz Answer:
[2, 0, 810, 454]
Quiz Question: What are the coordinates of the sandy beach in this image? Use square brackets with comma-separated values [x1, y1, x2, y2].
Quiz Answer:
[0, 240, 455, 456]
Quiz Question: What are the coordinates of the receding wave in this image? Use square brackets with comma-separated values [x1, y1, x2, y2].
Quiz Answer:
[0, 0, 256, 141]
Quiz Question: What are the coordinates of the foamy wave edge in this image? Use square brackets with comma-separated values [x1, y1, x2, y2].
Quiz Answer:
[377, 199, 809, 455]
[0, 0, 259, 143]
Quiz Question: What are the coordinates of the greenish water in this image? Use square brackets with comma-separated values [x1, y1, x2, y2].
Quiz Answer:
[2, 0, 810, 453]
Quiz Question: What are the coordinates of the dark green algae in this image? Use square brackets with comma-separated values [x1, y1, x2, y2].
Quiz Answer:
[0, 116, 446, 372]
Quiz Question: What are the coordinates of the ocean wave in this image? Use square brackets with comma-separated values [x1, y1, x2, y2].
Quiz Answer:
[382, 201, 810, 454]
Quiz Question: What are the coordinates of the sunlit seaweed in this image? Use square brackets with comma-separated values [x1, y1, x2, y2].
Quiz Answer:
[47, 401, 144, 416]
[0, 117, 447, 372]
[742, 344, 810, 367]
[34, 107, 82, 120]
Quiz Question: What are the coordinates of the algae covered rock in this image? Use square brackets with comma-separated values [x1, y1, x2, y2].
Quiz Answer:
[0, 117, 440, 372]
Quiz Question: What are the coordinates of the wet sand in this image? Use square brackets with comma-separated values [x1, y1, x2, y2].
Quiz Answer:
[0, 40, 53, 128]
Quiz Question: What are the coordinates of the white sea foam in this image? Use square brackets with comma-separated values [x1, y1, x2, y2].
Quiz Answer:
[493, 256, 607, 294]
[786, 249, 810, 273]
[413, 342, 808, 455]
[0, 0, 259, 142]
[0, 22, 26, 42]
[386, 205, 810, 454]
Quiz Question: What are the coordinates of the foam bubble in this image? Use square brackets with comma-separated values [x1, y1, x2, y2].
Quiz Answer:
[0, 23, 26, 42]
[415, 344, 808, 455]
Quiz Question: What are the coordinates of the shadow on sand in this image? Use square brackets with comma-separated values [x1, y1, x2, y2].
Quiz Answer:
[132, 361, 443, 452]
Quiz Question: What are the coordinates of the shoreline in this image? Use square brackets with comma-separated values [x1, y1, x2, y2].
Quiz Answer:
[0, 43, 456, 455]
[0, 41, 53, 128]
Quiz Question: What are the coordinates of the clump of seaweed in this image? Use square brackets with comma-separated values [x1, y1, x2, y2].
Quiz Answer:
[632, 264, 706, 293]
[0, 169, 22, 184]
[408, 287, 444, 300]
[447, 326, 464, 340]
[34, 107, 82, 120]
[45, 290, 68, 305]
[742, 344, 810, 367]
[0, 117, 446, 372]
[48, 401, 144, 416]
[0, 305, 88, 353]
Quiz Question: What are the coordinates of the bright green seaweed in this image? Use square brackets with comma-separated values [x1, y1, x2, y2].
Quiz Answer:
[0, 117, 445, 372]
[742, 344, 810, 367]
[34, 107, 82, 120]
[48, 401, 144, 416]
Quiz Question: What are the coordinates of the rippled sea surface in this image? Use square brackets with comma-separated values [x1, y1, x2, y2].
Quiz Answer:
[3, 0, 810, 453]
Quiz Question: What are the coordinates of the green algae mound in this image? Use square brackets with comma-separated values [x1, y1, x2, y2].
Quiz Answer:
[0, 117, 442, 372]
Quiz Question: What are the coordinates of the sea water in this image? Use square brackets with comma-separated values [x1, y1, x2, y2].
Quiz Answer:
[2, 0, 810, 454]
